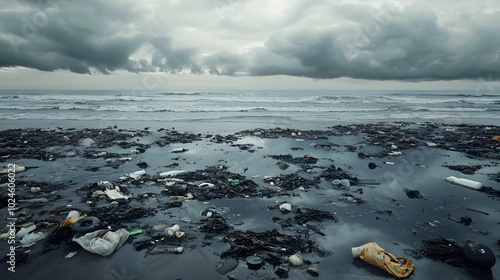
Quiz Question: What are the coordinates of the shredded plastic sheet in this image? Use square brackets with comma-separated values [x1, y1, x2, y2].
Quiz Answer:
[104, 189, 129, 200]
[353, 242, 415, 278]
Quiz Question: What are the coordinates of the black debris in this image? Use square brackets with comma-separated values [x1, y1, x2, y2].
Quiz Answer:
[220, 229, 316, 264]
[269, 154, 318, 165]
[264, 173, 319, 190]
[405, 189, 423, 199]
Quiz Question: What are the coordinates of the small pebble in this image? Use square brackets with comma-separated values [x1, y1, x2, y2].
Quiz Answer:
[306, 267, 319, 277]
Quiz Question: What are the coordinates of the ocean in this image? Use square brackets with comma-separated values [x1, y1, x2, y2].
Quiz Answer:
[1, 90, 499, 131]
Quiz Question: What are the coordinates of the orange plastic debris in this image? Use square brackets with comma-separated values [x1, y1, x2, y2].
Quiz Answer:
[492, 136, 500, 141]
[352, 242, 415, 278]
[59, 214, 87, 227]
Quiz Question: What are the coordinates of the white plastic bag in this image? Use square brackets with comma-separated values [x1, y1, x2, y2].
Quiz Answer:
[72, 229, 129, 256]
[21, 232, 47, 245]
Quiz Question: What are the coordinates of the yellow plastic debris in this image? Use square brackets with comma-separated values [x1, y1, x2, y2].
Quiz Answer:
[352, 242, 415, 278]
[492, 136, 500, 141]
[59, 214, 87, 227]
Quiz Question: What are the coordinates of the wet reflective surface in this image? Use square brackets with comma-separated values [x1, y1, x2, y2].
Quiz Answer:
[1, 123, 499, 280]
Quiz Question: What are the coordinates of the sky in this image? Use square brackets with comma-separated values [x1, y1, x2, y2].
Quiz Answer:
[0, 0, 499, 91]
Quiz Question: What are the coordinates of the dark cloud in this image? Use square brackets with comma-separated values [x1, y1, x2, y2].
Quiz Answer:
[245, 5, 500, 81]
[0, 0, 196, 74]
[0, 1, 499, 81]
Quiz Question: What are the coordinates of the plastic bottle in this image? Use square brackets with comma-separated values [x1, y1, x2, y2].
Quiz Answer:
[159, 170, 185, 177]
[444, 176, 482, 190]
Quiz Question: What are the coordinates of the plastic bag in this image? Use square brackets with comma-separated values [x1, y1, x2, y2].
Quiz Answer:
[72, 229, 129, 256]
[21, 232, 47, 245]
[352, 242, 415, 278]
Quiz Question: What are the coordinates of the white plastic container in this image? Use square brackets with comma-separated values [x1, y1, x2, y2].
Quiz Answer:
[445, 176, 482, 190]
[165, 224, 180, 236]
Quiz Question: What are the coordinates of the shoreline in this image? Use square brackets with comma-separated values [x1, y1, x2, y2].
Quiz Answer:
[0, 122, 499, 279]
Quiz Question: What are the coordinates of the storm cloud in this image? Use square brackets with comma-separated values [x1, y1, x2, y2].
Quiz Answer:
[1, 0, 499, 81]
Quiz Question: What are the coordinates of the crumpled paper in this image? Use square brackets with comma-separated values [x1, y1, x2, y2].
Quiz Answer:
[352, 242, 415, 278]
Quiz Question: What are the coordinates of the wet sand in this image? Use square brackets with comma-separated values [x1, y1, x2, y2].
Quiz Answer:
[1, 122, 499, 280]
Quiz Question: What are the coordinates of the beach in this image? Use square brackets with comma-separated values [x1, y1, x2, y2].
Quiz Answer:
[0, 122, 499, 280]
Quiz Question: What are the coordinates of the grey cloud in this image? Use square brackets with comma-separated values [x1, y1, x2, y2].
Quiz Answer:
[203, 51, 247, 76]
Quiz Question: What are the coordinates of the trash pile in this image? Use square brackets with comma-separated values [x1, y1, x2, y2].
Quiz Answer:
[154, 129, 202, 146]
[220, 229, 316, 268]
[270, 207, 338, 228]
[199, 208, 231, 233]
[411, 237, 496, 272]
[237, 127, 329, 140]
[175, 165, 261, 201]
[263, 173, 319, 191]
[0, 128, 145, 161]
[321, 164, 359, 186]
[269, 154, 319, 165]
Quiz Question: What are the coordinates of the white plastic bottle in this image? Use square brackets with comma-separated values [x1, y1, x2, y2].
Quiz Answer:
[445, 176, 482, 190]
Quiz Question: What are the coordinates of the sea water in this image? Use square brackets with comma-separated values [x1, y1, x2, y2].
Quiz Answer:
[1, 90, 499, 131]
